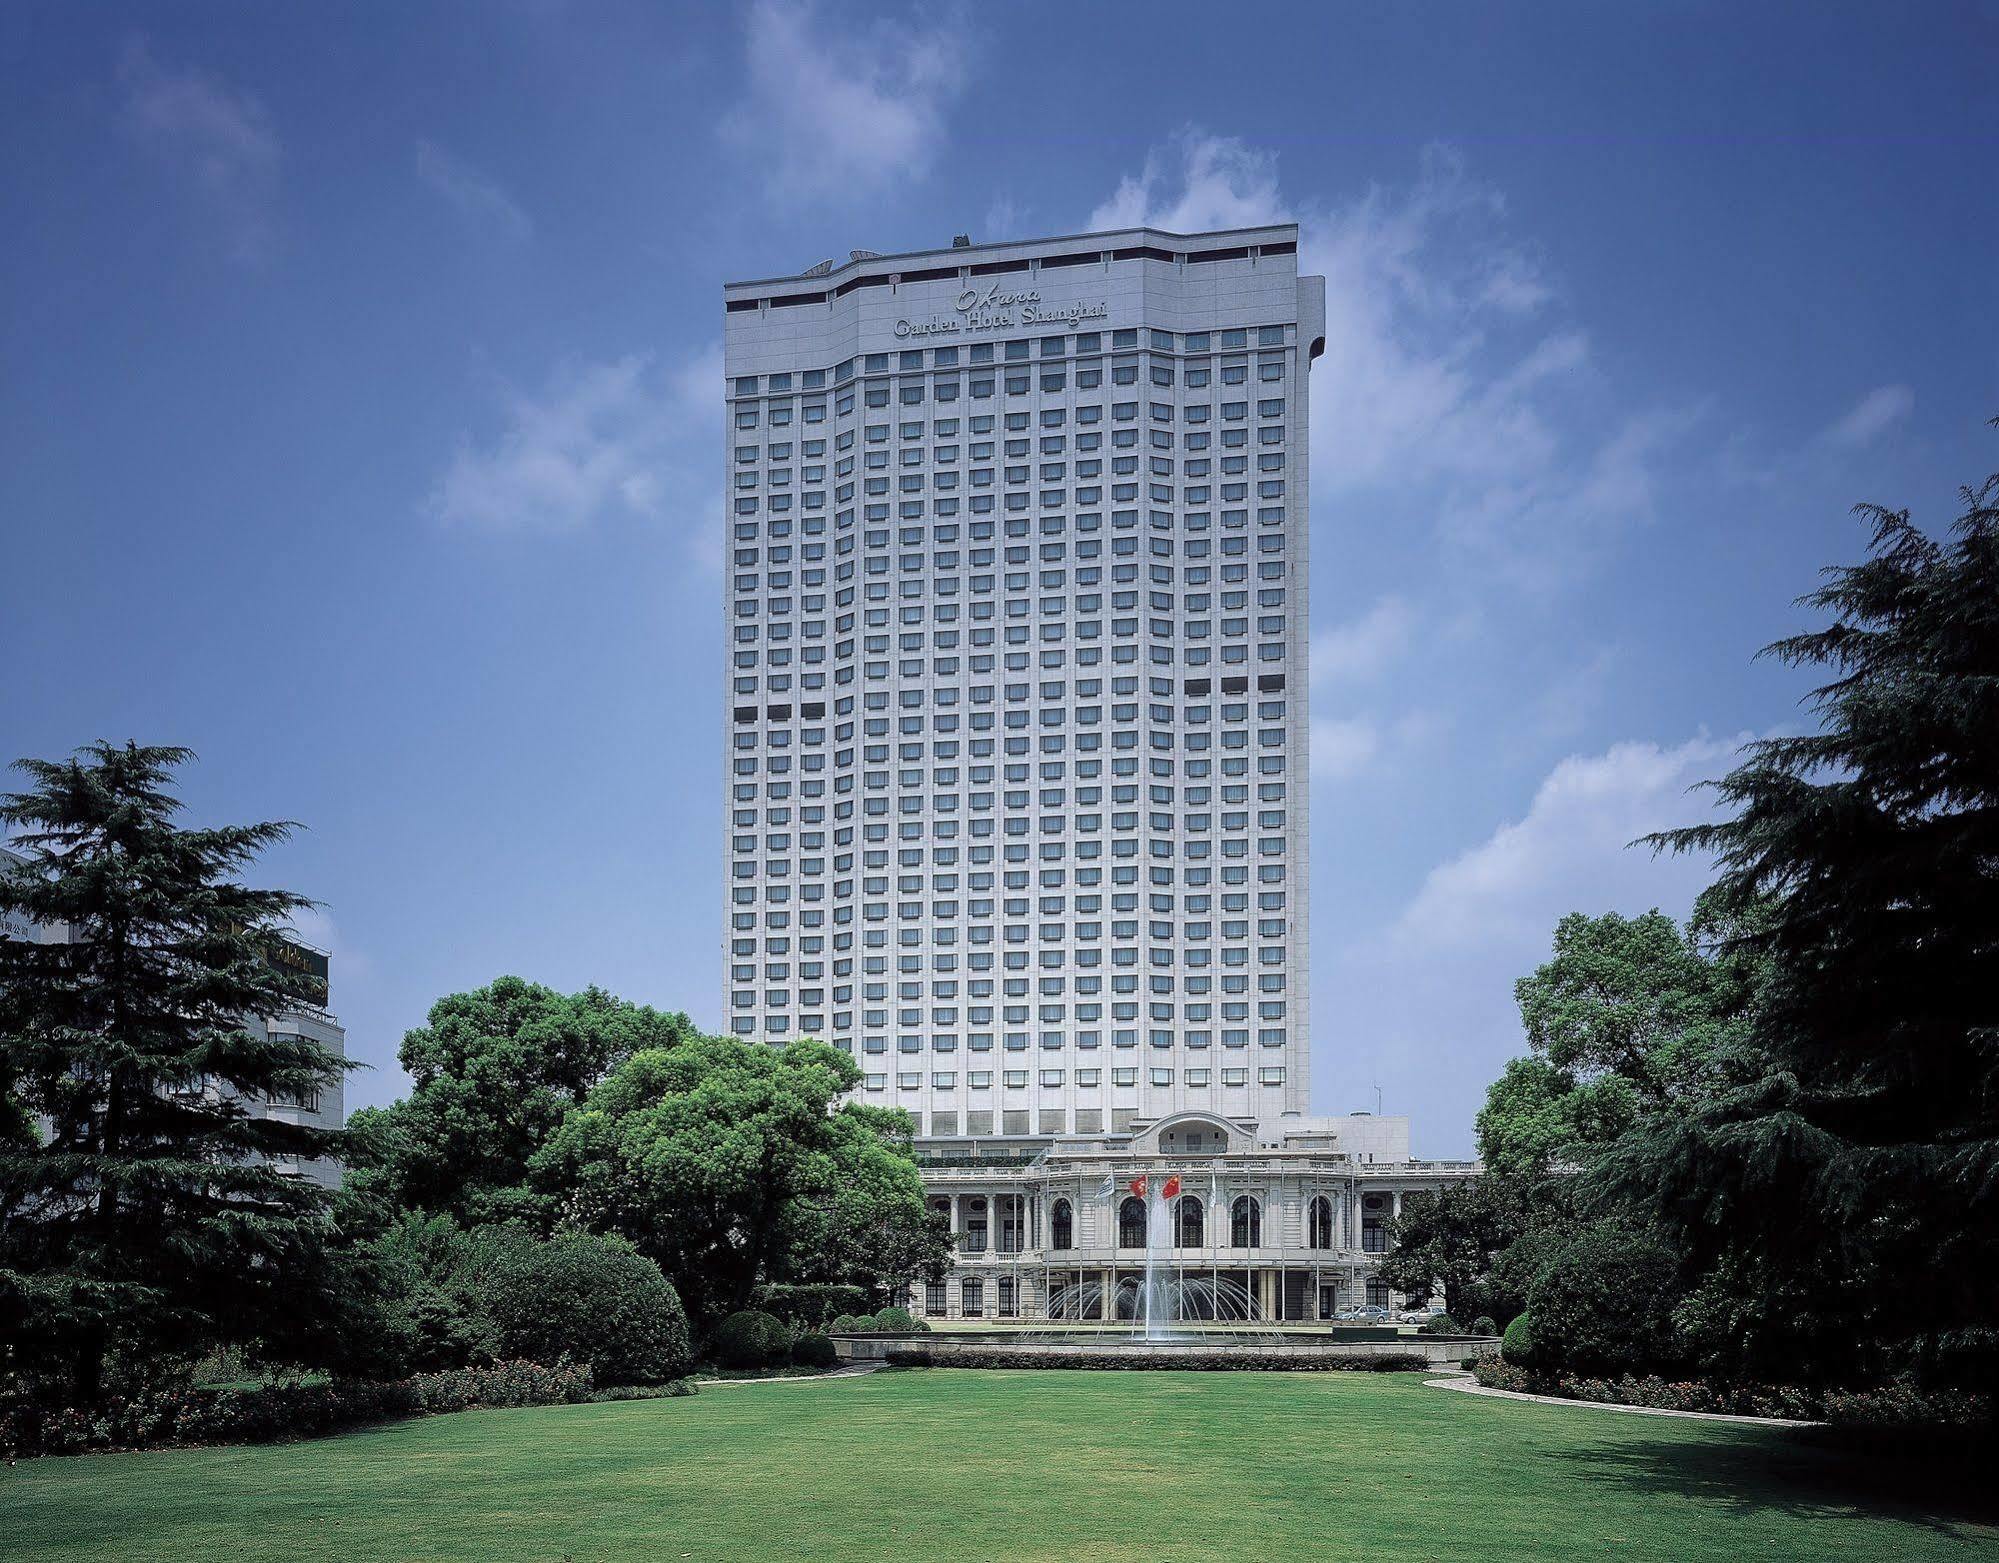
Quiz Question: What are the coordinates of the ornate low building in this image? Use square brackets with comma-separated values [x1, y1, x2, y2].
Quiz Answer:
[911, 1110, 1479, 1322]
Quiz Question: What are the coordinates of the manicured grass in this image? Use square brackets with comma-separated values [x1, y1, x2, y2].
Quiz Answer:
[5, 1370, 1993, 1562]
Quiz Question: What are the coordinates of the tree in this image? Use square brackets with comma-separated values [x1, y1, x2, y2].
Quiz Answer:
[341, 977, 698, 1228]
[1627, 439, 1999, 1389]
[1376, 1177, 1532, 1325]
[1481, 898, 1768, 1180]
[0, 743, 348, 1401]
[529, 1035, 945, 1321]
[777, 1103, 951, 1307]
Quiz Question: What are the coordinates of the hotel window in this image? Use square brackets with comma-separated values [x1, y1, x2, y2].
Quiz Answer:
[925, 1281, 947, 1316]
[961, 1279, 984, 1315]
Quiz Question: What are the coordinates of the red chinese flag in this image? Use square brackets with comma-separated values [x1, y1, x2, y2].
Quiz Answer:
[1128, 1176, 1148, 1198]
[1161, 1176, 1182, 1200]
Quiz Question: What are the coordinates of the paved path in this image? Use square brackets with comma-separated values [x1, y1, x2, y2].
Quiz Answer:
[1425, 1373, 1823, 1428]
[700, 1363, 885, 1387]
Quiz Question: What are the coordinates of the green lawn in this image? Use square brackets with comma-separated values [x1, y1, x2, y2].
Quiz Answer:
[5, 1370, 1994, 1562]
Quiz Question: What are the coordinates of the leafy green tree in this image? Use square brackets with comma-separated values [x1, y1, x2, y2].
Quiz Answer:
[1480, 898, 1768, 1180]
[1376, 1177, 1532, 1325]
[778, 1102, 951, 1306]
[0, 743, 348, 1401]
[530, 1035, 946, 1321]
[342, 977, 698, 1228]
[1627, 442, 1999, 1389]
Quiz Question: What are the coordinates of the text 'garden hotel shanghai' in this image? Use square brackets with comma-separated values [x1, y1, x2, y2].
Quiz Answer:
[724, 226, 1324, 1143]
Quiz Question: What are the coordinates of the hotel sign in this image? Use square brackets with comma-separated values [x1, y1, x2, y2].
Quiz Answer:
[265, 935, 330, 1006]
[895, 277, 1108, 339]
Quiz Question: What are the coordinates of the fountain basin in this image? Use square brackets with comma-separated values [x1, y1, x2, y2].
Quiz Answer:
[832, 1329, 1499, 1369]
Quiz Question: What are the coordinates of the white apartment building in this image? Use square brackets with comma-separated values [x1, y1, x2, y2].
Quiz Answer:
[1, 845, 347, 1188]
[722, 225, 1325, 1141]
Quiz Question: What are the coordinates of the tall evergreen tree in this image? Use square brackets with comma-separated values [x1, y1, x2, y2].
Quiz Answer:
[0, 742, 349, 1401]
[1626, 436, 1999, 1387]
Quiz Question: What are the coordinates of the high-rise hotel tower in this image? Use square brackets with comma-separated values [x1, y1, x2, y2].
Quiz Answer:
[723, 226, 1325, 1143]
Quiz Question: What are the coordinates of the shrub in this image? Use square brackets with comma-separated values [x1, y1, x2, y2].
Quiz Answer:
[1523, 1222, 1683, 1378]
[829, 1313, 865, 1334]
[1501, 1312, 1538, 1367]
[591, 1379, 697, 1402]
[753, 1284, 870, 1328]
[709, 1309, 791, 1369]
[1419, 1313, 1461, 1335]
[0, 1360, 592, 1459]
[867, 1306, 928, 1334]
[1468, 1361, 1992, 1431]
[473, 1231, 692, 1385]
[790, 1332, 839, 1370]
[1471, 1315, 1499, 1337]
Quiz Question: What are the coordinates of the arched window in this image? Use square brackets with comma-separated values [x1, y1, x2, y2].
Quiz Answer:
[1308, 1195, 1333, 1250]
[1231, 1195, 1261, 1249]
[1051, 1198, 1074, 1251]
[1118, 1196, 1146, 1249]
[1174, 1194, 1204, 1248]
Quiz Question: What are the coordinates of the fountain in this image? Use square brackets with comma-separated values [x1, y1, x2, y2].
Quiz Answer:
[832, 1175, 1501, 1368]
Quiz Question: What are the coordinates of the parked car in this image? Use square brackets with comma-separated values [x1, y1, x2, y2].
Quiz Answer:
[1398, 1305, 1445, 1323]
[1347, 1305, 1393, 1322]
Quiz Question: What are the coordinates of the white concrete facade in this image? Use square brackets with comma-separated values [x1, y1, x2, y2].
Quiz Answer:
[722, 226, 1325, 1137]
[1, 846, 346, 1188]
[912, 1109, 1479, 1322]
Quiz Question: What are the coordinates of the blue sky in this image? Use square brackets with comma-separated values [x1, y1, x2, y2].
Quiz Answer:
[3, 2, 1994, 1156]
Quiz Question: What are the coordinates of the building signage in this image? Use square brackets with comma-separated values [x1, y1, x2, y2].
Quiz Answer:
[266, 936, 331, 1006]
[895, 277, 1108, 339]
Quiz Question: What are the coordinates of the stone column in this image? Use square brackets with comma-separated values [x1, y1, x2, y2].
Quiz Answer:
[950, 1195, 963, 1317]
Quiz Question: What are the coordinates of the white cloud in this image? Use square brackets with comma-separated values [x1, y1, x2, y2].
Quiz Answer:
[416, 140, 531, 241]
[724, 1, 969, 198]
[116, 37, 281, 262]
[1090, 133, 1696, 592]
[429, 346, 721, 545]
[1317, 732, 1747, 1149]
[1089, 132, 1284, 233]
[1821, 384, 1914, 449]
[1311, 717, 1381, 782]
[1390, 733, 1744, 950]
[1310, 595, 1415, 688]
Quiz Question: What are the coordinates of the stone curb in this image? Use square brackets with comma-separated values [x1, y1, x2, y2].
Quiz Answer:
[700, 1363, 885, 1387]
[1424, 1374, 1824, 1428]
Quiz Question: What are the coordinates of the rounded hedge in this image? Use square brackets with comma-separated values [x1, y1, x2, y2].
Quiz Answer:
[868, 1305, 926, 1334]
[1500, 1312, 1537, 1366]
[1471, 1315, 1499, 1338]
[1526, 1224, 1682, 1377]
[711, 1308, 790, 1369]
[476, 1231, 691, 1385]
[790, 1331, 838, 1370]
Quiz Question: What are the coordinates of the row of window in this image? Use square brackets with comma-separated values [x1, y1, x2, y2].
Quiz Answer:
[856, 1066, 1287, 1090]
[731, 326, 1291, 396]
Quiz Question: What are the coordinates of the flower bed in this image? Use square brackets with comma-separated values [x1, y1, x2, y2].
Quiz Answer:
[1470, 1360, 1991, 1430]
[2, 1359, 599, 1459]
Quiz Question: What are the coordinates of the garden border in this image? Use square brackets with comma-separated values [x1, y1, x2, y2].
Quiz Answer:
[1425, 1373, 1825, 1427]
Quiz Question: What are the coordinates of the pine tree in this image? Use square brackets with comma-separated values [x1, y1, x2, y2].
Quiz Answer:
[0, 742, 351, 1401]
[1628, 432, 1999, 1387]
